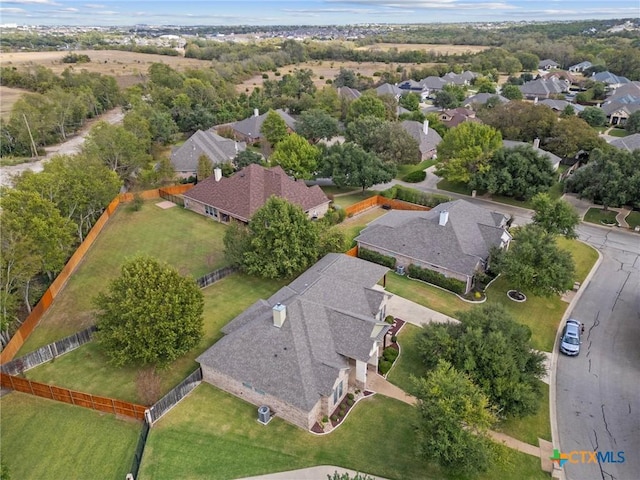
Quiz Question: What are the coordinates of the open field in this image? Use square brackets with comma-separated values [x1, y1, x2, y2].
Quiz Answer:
[236, 59, 427, 93]
[0, 392, 140, 480]
[356, 43, 490, 54]
[1, 50, 216, 88]
[0, 86, 28, 120]
[140, 382, 547, 480]
[19, 200, 230, 354]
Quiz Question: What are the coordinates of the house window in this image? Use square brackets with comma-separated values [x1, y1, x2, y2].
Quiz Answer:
[204, 205, 217, 218]
[333, 380, 343, 405]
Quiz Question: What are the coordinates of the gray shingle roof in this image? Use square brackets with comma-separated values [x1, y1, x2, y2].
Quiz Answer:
[355, 200, 510, 277]
[171, 130, 246, 173]
[519, 78, 567, 97]
[609, 133, 640, 152]
[197, 254, 390, 412]
[376, 83, 403, 96]
[337, 86, 361, 100]
[400, 120, 442, 157]
[539, 99, 585, 113]
[592, 71, 630, 85]
[539, 59, 559, 68]
[464, 93, 509, 107]
[231, 109, 297, 140]
[183, 163, 329, 222]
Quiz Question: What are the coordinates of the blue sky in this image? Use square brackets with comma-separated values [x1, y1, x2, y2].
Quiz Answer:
[0, 0, 637, 26]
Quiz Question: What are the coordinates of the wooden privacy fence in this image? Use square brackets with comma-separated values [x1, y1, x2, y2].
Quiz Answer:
[0, 373, 146, 420]
[1, 326, 97, 376]
[146, 368, 202, 424]
[196, 266, 238, 288]
[0, 184, 193, 364]
[343, 195, 431, 217]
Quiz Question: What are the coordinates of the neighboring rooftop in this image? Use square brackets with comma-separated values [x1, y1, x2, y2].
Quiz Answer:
[502, 139, 562, 169]
[229, 108, 297, 141]
[609, 133, 640, 152]
[170, 130, 246, 174]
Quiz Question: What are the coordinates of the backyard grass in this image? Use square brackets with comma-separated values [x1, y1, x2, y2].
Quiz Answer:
[626, 210, 640, 230]
[583, 207, 618, 226]
[19, 200, 230, 353]
[337, 207, 389, 247]
[320, 185, 361, 196]
[608, 128, 629, 137]
[25, 273, 287, 404]
[437, 179, 473, 195]
[388, 325, 551, 445]
[331, 190, 378, 208]
[139, 383, 547, 480]
[396, 159, 437, 179]
[0, 392, 140, 480]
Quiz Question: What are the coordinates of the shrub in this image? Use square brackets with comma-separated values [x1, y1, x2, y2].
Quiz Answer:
[474, 291, 482, 299]
[326, 79, 333, 84]
[129, 193, 143, 212]
[274, 72, 281, 76]
[358, 247, 396, 269]
[379, 360, 392, 375]
[383, 347, 399, 362]
[347, 398, 354, 406]
[391, 335, 398, 343]
[347, 392, 355, 400]
[380, 186, 397, 199]
[408, 264, 466, 295]
[402, 170, 427, 183]
[262, 73, 269, 79]
[331, 415, 338, 422]
[322, 415, 329, 423]
[319, 75, 325, 79]
[339, 407, 346, 416]
[322, 206, 347, 226]
[385, 315, 395, 324]
[394, 185, 450, 208]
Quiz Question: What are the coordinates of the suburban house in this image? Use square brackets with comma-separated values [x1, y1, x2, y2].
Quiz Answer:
[568, 61, 593, 73]
[592, 71, 630, 89]
[438, 107, 479, 128]
[197, 253, 392, 431]
[375, 83, 404, 99]
[420, 76, 448, 98]
[355, 200, 512, 294]
[337, 86, 361, 101]
[183, 163, 330, 223]
[538, 59, 559, 70]
[226, 109, 297, 144]
[464, 93, 509, 109]
[601, 82, 640, 125]
[398, 79, 428, 100]
[442, 71, 478, 86]
[170, 130, 246, 178]
[539, 98, 585, 114]
[609, 133, 640, 152]
[519, 77, 569, 100]
[400, 120, 442, 160]
[503, 139, 562, 170]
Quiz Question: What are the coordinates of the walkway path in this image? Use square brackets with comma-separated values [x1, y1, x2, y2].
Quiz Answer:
[240, 465, 387, 480]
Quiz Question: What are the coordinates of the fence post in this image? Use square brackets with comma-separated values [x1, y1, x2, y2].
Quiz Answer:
[144, 409, 153, 426]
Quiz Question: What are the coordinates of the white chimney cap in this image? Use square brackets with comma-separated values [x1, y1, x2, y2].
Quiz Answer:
[439, 210, 449, 226]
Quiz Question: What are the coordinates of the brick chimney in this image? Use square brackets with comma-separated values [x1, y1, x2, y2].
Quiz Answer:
[439, 210, 449, 226]
[273, 303, 286, 328]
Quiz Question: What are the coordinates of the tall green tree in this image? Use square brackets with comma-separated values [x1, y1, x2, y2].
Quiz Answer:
[82, 121, 152, 181]
[94, 256, 204, 368]
[433, 90, 460, 109]
[435, 122, 502, 183]
[414, 360, 497, 474]
[500, 84, 523, 100]
[478, 101, 556, 142]
[233, 150, 264, 169]
[242, 197, 321, 278]
[531, 193, 580, 239]
[494, 224, 575, 297]
[624, 110, 640, 134]
[469, 145, 555, 200]
[295, 109, 339, 143]
[417, 303, 546, 418]
[578, 106, 607, 127]
[347, 95, 386, 121]
[197, 154, 214, 180]
[269, 133, 319, 180]
[320, 142, 395, 191]
[260, 110, 288, 147]
[545, 117, 606, 159]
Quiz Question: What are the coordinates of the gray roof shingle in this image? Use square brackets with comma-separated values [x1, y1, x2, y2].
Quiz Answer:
[400, 120, 442, 158]
[231, 109, 297, 140]
[502, 140, 562, 169]
[171, 130, 246, 173]
[355, 200, 510, 276]
[197, 254, 390, 412]
[609, 133, 640, 152]
[183, 164, 329, 222]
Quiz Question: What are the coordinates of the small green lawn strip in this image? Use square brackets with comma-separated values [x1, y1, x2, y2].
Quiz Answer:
[583, 207, 618, 226]
[624, 210, 640, 230]
[331, 190, 378, 208]
[320, 185, 361, 196]
[337, 207, 389, 248]
[1, 392, 140, 480]
[496, 380, 551, 445]
[608, 128, 628, 138]
[436, 178, 474, 195]
[396, 159, 437, 179]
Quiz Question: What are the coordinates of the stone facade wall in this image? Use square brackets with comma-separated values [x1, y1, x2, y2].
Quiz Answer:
[306, 201, 330, 220]
[201, 365, 319, 430]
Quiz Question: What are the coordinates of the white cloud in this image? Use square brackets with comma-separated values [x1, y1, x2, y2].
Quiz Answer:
[0, 7, 27, 13]
[3, 0, 59, 5]
[84, 3, 106, 8]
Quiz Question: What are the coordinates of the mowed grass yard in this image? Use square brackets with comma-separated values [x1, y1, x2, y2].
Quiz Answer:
[139, 383, 547, 480]
[26, 273, 287, 404]
[0, 392, 140, 480]
[19, 200, 229, 353]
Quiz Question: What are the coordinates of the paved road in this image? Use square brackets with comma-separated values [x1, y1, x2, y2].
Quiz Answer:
[556, 224, 640, 480]
[0, 108, 124, 187]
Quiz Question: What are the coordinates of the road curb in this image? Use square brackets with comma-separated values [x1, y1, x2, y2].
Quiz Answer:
[549, 241, 603, 480]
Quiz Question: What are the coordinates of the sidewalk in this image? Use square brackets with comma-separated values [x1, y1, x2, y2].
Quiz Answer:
[239, 466, 387, 480]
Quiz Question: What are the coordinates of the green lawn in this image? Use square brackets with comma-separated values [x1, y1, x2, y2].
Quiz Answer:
[396, 159, 437, 179]
[584, 207, 618, 226]
[0, 392, 140, 480]
[385, 272, 472, 319]
[140, 383, 547, 480]
[608, 128, 629, 138]
[19, 200, 230, 354]
[388, 325, 551, 446]
[25, 273, 287, 405]
[331, 190, 378, 208]
[320, 185, 361, 196]
[626, 210, 640, 229]
[437, 179, 474, 195]
[557, 237, 599, 284]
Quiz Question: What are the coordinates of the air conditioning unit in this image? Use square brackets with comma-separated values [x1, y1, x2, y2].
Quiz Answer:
[258, 405, 271, 425]
[396, 265, 405, 276]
